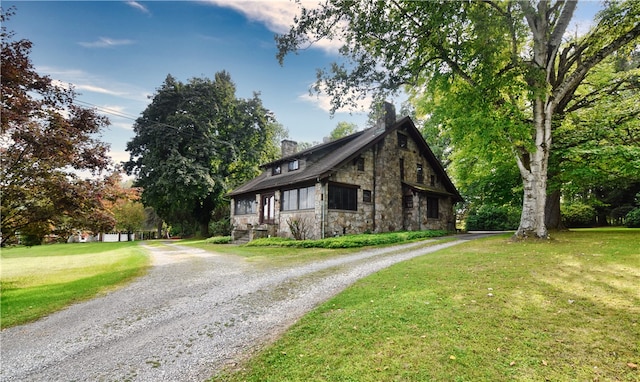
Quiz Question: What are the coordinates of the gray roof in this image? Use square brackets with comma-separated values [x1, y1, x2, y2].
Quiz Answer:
[228, 117, 462, 202]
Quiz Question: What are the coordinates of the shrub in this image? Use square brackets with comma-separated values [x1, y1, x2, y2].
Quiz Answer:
[625, 208, 640, 228]
[561, 202, 596, 228]
[245, 230, 448, 248]
[286, 216, 312, 240]
[209, 218, 231, 237]
[204, 236, 232, 244]
[465, 205, 520, 231]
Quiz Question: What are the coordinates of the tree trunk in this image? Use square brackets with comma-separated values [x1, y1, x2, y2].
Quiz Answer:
[199, 220, 209, 238]
[515, 165, 549, 238]
[545, 189, 565, 231]
[514, 98, 552, 239]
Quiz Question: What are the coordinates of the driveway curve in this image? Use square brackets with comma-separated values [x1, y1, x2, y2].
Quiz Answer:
[0, 234, 492, 382]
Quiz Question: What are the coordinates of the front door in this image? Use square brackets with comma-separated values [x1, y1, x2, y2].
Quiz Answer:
[261, 192, 275, 224]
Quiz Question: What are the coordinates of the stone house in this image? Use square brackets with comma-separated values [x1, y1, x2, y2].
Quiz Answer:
[228, 105, 462, 242]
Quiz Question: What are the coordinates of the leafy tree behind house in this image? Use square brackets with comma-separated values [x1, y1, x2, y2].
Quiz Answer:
[113, 200, 146, 240]
[124, 72, 284, 237]
[1, 9, 113, 245]
[276, 0, 640, 239]
[329, 121, 358, 140]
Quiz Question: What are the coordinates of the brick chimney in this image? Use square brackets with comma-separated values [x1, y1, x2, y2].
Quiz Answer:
[281, 139, 298, 157]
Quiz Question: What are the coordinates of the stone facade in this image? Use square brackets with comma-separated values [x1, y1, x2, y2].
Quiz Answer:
[229, 107, 461, 242]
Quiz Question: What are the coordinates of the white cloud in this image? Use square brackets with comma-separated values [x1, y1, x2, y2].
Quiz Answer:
[75, 84, 125, 97]
[126, 1, 150, 14]
[39, 66, 148, 103]
[78, 37, 135, 48]
[298, 82, 371, 113]
[204, 0, 343, 54]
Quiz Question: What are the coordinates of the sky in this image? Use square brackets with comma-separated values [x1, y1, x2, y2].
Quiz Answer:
[3, 1, 603, 169]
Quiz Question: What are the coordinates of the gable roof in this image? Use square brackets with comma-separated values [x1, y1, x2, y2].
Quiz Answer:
[228, 117, 463, 203]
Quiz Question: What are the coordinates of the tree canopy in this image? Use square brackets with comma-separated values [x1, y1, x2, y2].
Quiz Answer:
[124, 72, 284, 237]
[277, 0, 640, 238]
[1, 8, 114, 245]
[329, 121, 358, 140]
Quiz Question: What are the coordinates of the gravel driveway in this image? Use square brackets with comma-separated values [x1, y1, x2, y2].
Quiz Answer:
[1, 235, 487, 381]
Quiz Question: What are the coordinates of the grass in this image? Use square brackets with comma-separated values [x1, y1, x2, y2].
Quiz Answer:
[245, 230, 449, 248]
[212, 228, 640, 381]
[0, 241, 150, 328]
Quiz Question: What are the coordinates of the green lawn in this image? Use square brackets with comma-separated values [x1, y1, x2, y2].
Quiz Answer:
[0, 241, 150, 328]
[212, 228, 640, 381]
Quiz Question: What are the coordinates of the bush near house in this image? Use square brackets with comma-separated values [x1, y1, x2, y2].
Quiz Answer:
[561, 202, 596, 228]
[204, 236, 232, 244]
[465, 205, 520, 231]
[245, 230, 448, 249]
[626, 207, 640, 228]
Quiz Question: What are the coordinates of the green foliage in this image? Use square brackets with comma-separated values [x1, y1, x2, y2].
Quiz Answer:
[209, 218, 231, 237]
[113, 200, 145, 233]
[465, 205, 520, 231]
[203, 236, 232, 244]
[329, 121, 358, 140]
[561, 202, 596, 228]
[246, 230, 448, 248]
[125, 72, 285, 237]
[625, 208, 640, 228]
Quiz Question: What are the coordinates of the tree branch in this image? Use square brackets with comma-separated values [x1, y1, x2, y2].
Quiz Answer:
[553, 21, 640, 106]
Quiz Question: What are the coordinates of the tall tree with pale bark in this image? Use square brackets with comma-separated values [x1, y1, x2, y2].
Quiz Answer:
[277, 0, 640, 238]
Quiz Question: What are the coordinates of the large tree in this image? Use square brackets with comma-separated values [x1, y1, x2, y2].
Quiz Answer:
[1, 8, 112, 245]
[277, 0, 640, 238]
[125, 72, 283, 237]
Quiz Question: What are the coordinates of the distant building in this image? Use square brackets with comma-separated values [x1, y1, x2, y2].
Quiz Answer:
[229, 103, 462, 243]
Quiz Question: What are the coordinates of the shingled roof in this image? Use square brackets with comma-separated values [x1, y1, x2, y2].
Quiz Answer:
[228, 116, 462, 203]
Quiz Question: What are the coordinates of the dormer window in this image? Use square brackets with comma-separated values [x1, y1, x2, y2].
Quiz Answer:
[288, 159, 299, 171]
[272, 165, 281, 175]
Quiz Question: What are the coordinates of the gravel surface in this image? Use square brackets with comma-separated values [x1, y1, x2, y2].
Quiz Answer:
[0, 235, 488, 382]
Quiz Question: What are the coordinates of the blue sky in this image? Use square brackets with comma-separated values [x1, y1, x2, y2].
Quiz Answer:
[4, 1, 602, 168]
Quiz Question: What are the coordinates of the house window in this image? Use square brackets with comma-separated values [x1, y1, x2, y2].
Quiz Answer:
[288, 160, 299, 171]
[356, 157, 365, 171]
[404, 195, 413, 208]
[430, 175, 436, 186]
[282, 186, 315, 211]
[272, 165, 281, 176]
[363, 189, 372, 203]
[328, 185, 357, 211]
[234, 196, 256, 215]
[399, 158, 405, 181]
[427, 197, 439, 218]
[261, 193, 275, 224]
[417, 164, 424, 183]
[398, 132, 408, 149]
[282, 189, 298, 211]
[298, 186, 315, 209]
